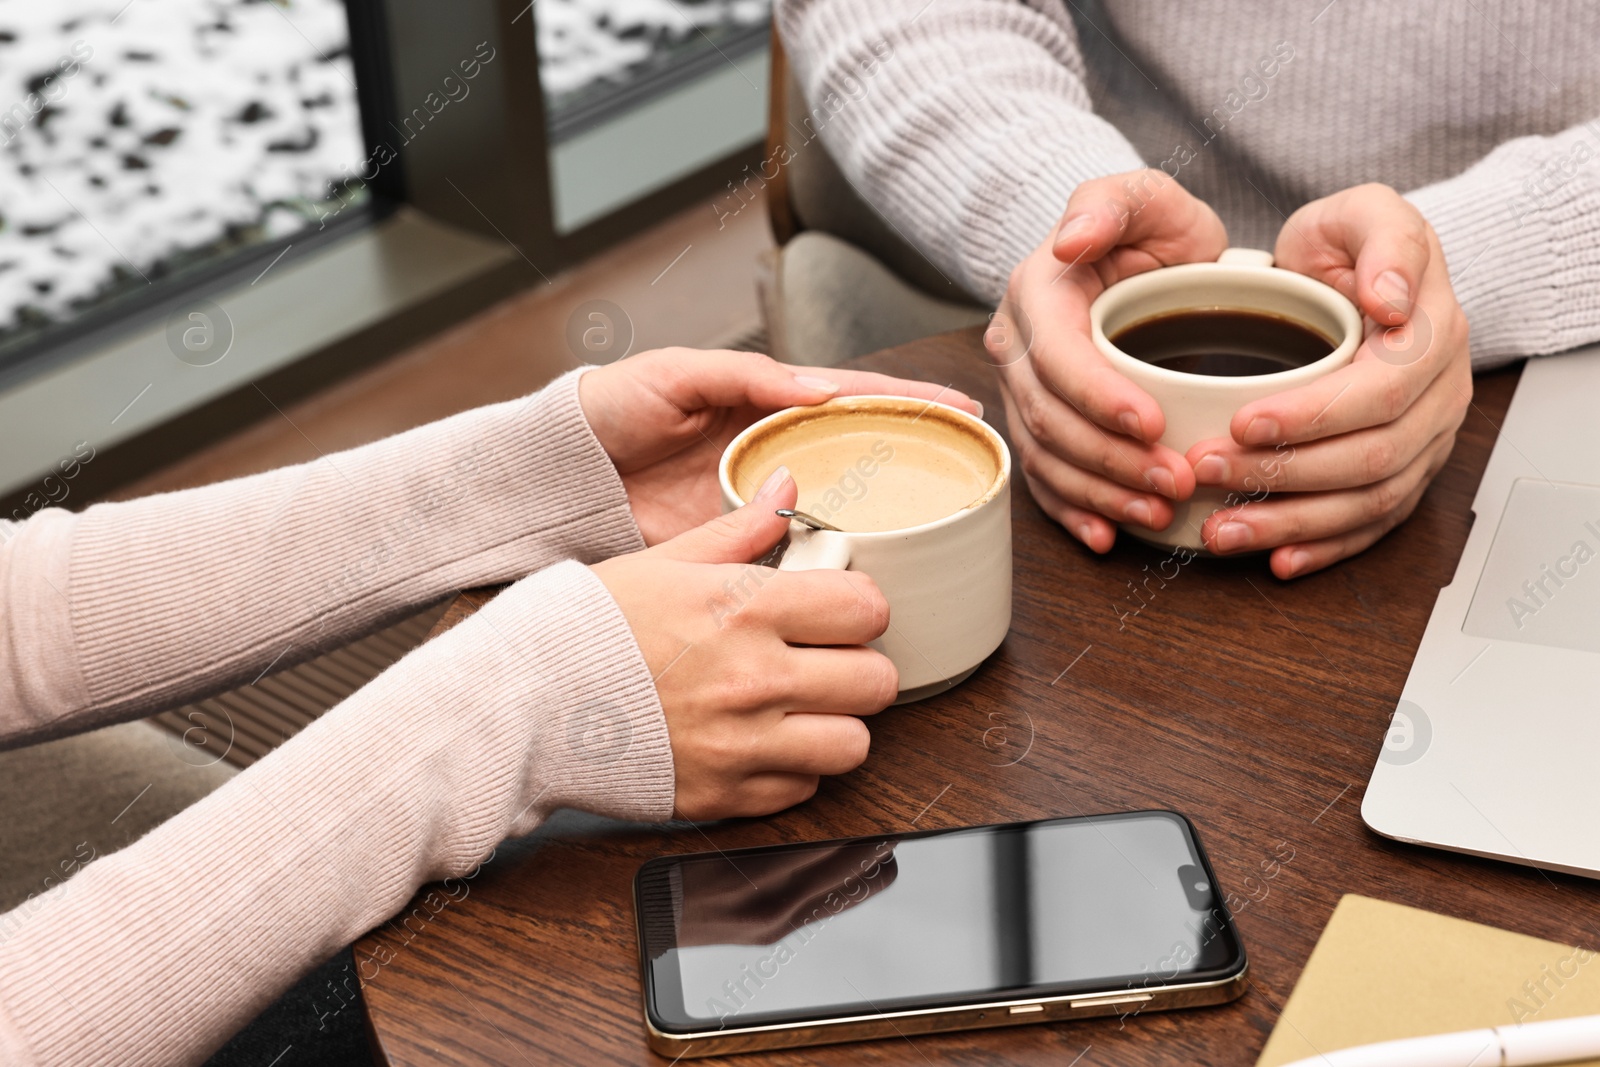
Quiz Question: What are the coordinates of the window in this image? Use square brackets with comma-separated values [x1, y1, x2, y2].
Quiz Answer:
[536, 0, 770, 233]
[0, 0, 371, 369]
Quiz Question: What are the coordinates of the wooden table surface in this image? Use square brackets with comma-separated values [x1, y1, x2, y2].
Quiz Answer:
[359, 327, 1579, 1066]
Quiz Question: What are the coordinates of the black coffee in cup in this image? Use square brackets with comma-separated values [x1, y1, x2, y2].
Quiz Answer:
[1110, 308, 1335, 377]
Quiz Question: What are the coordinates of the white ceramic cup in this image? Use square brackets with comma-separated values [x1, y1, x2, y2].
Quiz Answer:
[718, 396, 1013, 704]
[1088, 247, 1364, 552]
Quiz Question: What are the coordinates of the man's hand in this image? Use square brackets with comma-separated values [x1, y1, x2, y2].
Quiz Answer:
[590, 470, 899, 820]
[580, 349, 980, 546]
[1185, 184, 1472, 578]
[989, 169, 1227, 552]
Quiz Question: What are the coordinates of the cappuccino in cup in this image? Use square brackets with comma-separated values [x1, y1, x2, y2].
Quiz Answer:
[720, 397, 1012, 702]
[727, 404, 1000, 533]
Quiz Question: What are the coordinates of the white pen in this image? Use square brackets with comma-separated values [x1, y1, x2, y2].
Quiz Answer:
[1278, 1013, 1600, 1067]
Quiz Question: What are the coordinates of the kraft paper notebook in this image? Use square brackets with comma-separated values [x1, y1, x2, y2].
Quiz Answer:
[1256, 895, 1600, 1067]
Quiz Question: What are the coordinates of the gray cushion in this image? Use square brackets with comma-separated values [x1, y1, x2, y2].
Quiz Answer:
[762, 231, 989, 368]
[0, 721, 235, 913]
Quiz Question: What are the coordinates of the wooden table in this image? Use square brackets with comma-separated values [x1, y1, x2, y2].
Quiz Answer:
[360, 327, 1575, 1066]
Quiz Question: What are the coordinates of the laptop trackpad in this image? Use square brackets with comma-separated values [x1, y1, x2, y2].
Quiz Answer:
[1464, 478, 1600, 654]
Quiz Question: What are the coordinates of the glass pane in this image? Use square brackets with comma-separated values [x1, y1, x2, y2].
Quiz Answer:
[538, 0, 770, 233]
[0, 0, 370, 362]
[539, 0, 768, 135]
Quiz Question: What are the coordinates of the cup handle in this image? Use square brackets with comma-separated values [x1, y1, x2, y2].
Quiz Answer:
[1218, 247, 1276, 268]
[778, 526, 852, 572]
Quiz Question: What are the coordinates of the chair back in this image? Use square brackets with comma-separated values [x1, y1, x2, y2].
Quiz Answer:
[765, 26, 975, 302]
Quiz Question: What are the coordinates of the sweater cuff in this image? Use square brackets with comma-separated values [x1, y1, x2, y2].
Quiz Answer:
[0, 510, 86, 743]
[1406, 122, 1600, 369]
[482, 367, 646, 569]
[477, 561, 677, 829]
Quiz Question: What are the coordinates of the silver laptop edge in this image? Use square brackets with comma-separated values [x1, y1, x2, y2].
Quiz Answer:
[1362, 343, 1600, 879]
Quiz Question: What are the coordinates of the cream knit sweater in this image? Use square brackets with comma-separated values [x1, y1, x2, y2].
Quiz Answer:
[776, 0, 1600, 368]
[0, 371, 676, 1065]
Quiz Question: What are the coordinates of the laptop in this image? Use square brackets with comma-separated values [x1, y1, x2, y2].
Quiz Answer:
[1362, 343, 1600, 879]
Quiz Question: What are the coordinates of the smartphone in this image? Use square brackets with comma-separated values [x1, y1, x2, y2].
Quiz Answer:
[635, 810, 1248, 1057]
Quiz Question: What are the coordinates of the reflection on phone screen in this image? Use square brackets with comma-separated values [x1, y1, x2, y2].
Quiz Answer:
[640, 812, 1240, 1030]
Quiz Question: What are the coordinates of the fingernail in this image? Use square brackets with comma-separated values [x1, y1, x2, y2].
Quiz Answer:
[1144, 466, 1177, 499]
[1075, 522, 1093, 546]
[1243, 417, 1281, 445]
[1193, 454, 1228, 484]
[755, 465, 791, 502]
[972, 400, 985, 420]
[1284, 548, 1312, 578]
[1375, 270, 1411, 320]
[1056, 214, 1095, 247]
[1215, 521, 1253, 553]
[794, 375, 839, 393]
[1125, 498, 1154, 528]
[1118, 411, 1144, 439]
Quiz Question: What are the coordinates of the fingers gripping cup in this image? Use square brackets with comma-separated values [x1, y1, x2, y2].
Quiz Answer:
[719, 397, 1013, 704]
[1089, 247, 1363, 552]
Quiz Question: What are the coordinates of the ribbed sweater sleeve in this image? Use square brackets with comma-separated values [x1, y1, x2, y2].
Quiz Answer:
[0, 368, 646, 747]
[0, 560, 676, 1066]
[1406, 118, 1600, 369]
[775, 0, 1144, 303]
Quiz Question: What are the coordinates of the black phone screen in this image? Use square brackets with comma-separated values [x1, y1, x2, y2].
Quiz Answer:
[637, 811, 1246, 1032]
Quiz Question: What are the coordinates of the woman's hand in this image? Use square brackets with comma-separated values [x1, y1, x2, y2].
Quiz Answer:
[579, 348, 980, 545]
[590, 470, 899, 820]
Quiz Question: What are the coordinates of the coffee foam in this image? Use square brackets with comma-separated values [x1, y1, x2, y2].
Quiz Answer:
[729, 400, 1001, 533]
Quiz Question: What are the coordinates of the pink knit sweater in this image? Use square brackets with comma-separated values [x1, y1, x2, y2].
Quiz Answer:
[0, 370, 677, 1065]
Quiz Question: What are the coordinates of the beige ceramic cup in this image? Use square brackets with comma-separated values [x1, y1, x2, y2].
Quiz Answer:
[719, 396, 1012, 704]
[1088, 247, 1364, 552]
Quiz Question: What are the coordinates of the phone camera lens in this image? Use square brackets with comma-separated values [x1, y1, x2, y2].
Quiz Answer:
[1177, 864, 1214, 909]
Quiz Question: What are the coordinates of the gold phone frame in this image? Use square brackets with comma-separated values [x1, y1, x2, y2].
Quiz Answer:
[639, 936, 1248, 1058]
